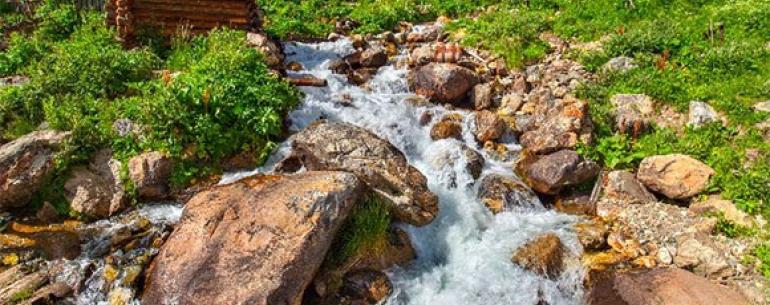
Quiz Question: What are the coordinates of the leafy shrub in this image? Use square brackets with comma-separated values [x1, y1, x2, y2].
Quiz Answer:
[132, 29, 300, 165]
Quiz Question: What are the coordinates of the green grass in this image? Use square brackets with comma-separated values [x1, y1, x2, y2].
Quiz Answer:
[332, 195, 392, 264]
[0, 1, 300, 212]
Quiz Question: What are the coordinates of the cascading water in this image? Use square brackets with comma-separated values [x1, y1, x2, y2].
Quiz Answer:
[223, 37, 586, 305]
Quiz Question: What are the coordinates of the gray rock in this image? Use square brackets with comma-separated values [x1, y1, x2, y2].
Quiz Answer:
[604, 171, 657, 204]
[602, 56, 637, 73]
[674, 233, 733, 278]
[688, 101, 720, 127]
[471, 83, 493, 110]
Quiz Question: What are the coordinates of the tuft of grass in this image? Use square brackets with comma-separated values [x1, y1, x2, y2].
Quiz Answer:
[333, 195, 392, 264]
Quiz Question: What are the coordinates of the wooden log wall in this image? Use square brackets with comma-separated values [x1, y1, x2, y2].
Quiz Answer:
[106, 0, 261, 40]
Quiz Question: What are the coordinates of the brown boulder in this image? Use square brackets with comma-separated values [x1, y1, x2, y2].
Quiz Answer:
[142, 172, 363, 305]
[637, 154, 715, 200]
[0, 131, 70, 210]
[586, 268, 749, 305]
[604, 171, 657, 204]
[409, 63, 479, 104]
[278, 121, 439, 226]
[519, 150, 600, 195]
[477, 174, 539, 214]
[128, 151, 173, 201]
[474, 110, 507, 143]
[64, 149, 128, 218]
[359, 46, 388, 68]
[674, 233, 733, 278]
[430, 114, 463, 140]
[511, 233, 564, 279]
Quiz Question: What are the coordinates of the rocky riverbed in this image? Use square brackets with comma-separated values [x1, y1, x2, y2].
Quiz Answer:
[0, 16, 767, 305]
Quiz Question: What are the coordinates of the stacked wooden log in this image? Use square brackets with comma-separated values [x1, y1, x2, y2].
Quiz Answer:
[107, 0, 262, 40]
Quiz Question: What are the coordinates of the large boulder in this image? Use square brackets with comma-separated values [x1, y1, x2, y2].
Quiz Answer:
[637, 154, 715, 200]
[277, 121, 439, 226]
[142, 172, 364, 305]
[586, 268, 749, 305]
[511, 233, 564, 279]
[477, 174, 539, 214]
[518, 150, 600, 195]
[64, 149, 128, 218]
[0, 131, 70, 210]
[409, 63, 479, 105]
[128, 151, 173, 201]
[604, 171, 657, 204]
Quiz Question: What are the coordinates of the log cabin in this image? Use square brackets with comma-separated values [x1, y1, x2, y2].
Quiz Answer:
[105, 0, 262, 41]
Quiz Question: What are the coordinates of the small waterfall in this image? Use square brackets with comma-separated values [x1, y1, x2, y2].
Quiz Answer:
[222, 37, 586, 305]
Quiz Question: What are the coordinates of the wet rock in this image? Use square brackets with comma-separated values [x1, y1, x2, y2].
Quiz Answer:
[23, 282, 72, 304]
[511, 234, 564, 279]
[221, 149, 260, 171]
[35, 202, 59, 224]
[339, 270, 393, 304]
[474, 110, 506, 143]
[142, 172, 363, 305]
[674, 233, 733, 278]
[688, 101, 721, 127]
[246, 32, 284, 70]
[409, 63, 479, 105]
[0, 131, 71, 210]
[519, 150, 600, 195]
[554, 194, 596, 216]
[477, 174, 539, 214]
[430, 114, 463, 140]
[586, 268, 750, 305]
[637, 154, 715, 200]
[65, 149, 128, 218]
[607, 230, 643, 259]
[359, 46, 388, 68]
[604, 171, 657, 204]
[471, 83, 493, 110]
[602, 56, 637, 73]
[462, 147, 485, 180]
[611, 94, 654, 137]
[279, 121, 439, 226]
[128, 151, 173, 201]
[689, 196, 754, 228]
[575, 221, 608, 251]
[348, 68, 379, 85]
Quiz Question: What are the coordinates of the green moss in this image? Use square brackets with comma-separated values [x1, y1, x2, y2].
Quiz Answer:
[9, 288, 33, 304]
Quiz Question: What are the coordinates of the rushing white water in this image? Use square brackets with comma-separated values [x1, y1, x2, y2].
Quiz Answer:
[222, 38, 586, 305]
